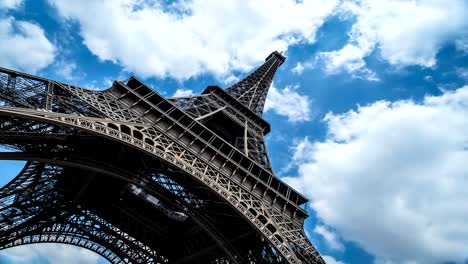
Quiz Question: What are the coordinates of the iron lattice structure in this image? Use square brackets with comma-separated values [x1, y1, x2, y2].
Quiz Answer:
[0, 51, 325, 264]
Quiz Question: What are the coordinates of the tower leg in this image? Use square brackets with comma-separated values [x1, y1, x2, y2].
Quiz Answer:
[0, 162, 163, 263]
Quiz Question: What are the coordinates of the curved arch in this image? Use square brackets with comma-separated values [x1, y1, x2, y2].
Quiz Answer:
[0, 236, 123, 264]
[0, 208, 164, 264]
[0, 160, 164, 264]
[0, 107, 316, 263]
[0, 152, 242, 263]
[0, 160, 36, 196]
[0, 153, 143, 190]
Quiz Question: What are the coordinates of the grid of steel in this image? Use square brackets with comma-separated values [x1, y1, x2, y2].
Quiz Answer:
[0, 52, 325, 264]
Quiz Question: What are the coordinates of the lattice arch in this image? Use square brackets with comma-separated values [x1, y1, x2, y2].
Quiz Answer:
[0, 52, 325, 264]
[0, 162, 163, 263]
[0, 155, 241, 263]
[1, 230, 126, 263]
[0, 107, 322, 264]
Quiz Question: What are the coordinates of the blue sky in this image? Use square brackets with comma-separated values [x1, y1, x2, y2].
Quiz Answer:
[0, 0, 468, 263]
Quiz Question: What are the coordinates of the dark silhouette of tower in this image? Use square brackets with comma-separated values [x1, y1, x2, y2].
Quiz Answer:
[0, 51, 325, 264]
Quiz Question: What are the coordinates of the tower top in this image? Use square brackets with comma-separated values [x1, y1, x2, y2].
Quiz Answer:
[224, 51, 285, 116]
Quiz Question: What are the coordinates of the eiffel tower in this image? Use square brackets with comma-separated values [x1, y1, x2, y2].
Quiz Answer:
[0, 51, 325, 264]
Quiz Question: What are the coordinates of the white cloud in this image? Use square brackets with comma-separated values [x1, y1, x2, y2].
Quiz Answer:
[318, 43, 379, 81]
[48, 0, 338, 80]
[291, 61, 316, 75]
[292, 62, 305, 74]
[0, 0, 22, 9]
[54, 60, 82, 81]
[222, 74, 240, 85]
[319, 0, 468, 79]
[284, 86, 468, 263]
[0, 243, 100, 264]
[423, 75, 433, 83]
[172, 88, 194, 97]
[455, 35, 468, 53]
[280, 136, 316, 174]
[322, 255, 347, 264]
[264, 84, 311, 122]
[456, 67, 468, 81]
[314, 225, 345, 251]
[0, 16, 55, 73]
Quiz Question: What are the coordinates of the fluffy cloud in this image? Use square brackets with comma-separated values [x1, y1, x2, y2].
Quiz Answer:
[322, 255, 347, 264]
[284, 86, 468, 263]
[0, 16, 55, 73]
[318, 42, 379, 81]
[456, 35, 468, 53]
[264, 84, 311, 122]
[0, 243, 100, 264]
[222, 74, 240, 86]
[172, 88, 194, 97]
[319, 0, 468, 79]
[53, 60, 83, 81]
[48, 0, 338, 80]
[292, 62, 305, 75]
[314, 225, 344, 251]
[456, 67, 468, 81]
[0, 0, 22, 9]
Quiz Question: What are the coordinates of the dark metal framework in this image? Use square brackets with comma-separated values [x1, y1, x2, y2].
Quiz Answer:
[0, 51, 325, 263]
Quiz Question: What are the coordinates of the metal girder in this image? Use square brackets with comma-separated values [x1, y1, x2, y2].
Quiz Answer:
[0, 162, 162, 263]
[0, 51, 325, 264]
[170, 93, 273, 170]
[0, 107, 323, 264]
[0, 150, 243, 263]
[224, 51, 285, 116]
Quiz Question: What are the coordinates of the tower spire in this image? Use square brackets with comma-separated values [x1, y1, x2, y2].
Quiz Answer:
[225, 51, 285, 116]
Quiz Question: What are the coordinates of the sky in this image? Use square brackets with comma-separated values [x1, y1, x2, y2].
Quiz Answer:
[0, 0, 467, 263]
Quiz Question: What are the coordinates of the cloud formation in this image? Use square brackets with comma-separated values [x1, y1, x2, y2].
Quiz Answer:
[172, 88, 195, 97]
[322, 255, 347, 264]
[265, 84, 311, 122]
[314, 225, 345, 252]
[0, 0, 22, 9]
[318, 0, 468, 79]
[0, 243, 100, 264]
[0, 16, 55, 73]
[284, 86, 468, 263]
[292, 62, 305, 75]
[48, 0, 338, 80]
